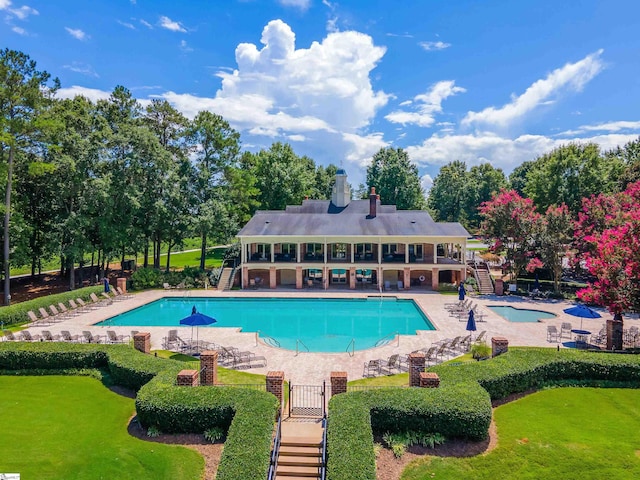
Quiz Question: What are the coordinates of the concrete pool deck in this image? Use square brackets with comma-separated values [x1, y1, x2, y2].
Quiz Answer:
[17, 288, 640, 384]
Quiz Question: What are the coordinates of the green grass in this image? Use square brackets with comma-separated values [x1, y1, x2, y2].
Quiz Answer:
[0, 375, 203, 479]
[138, 246, 225, 270]
[401, 388, 640, 480]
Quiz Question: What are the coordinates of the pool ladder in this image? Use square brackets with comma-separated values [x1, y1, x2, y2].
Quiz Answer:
[345, 338, 355, 356]
[295, 339, 309, 356]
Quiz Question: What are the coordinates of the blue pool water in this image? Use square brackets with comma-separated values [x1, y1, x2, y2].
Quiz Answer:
[488, 305, 557, 322]
[98, 297, 434, 352]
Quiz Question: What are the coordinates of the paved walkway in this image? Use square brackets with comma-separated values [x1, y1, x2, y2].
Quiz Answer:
[18, 288, 639, 384]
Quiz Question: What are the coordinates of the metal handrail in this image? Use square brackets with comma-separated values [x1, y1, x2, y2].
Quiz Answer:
[295, 339, 309, 356]
[345, 338, 355, 357]
[374, 331, 399, 348]
[320, 414, 328, 480]
[267, 411, 282, 480]
[257, 331, 281, 348]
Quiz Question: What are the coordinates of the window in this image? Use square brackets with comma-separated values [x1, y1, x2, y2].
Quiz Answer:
[332, 243, 347, 259]
[281, 243, 296, 255]
[382, 244, 397, 255]
[355, 243, 372, 255]
[409, 244, 423, 260]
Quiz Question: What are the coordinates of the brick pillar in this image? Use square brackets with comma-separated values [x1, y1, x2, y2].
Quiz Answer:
[431, 268, 439, 290]
[177, 369, 199, 386]
[200, 350, 218, 386]
[117, 277, 127, 293]
[492, 336, 509, 357]
[269, 267, 277, 289]
[408, 352, 426, 387]
[296, 266, 303, 289]
[349, 267, 356, 290]
[133, 332, 150, 354]
[266, 371, 285, 408]
[330, 371, 347, 397]
[419, 372, 440, 388]
[403, 267, 410, 290]
[242, 266, 248, 289]
[494, 278, 504, 296]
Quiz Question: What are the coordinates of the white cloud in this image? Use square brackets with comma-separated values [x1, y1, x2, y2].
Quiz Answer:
[180, 40, 193, 52]
[56, 85, 111, 103]
[341, 132, 388, 167]
[159, 15, 186, 32]
[63, 62, 99, 77]
[140, 19, 152, 29]
[578, 120, 640, 133]
[0, 0, 10, 8]
[419, 41, 450, 51]
[1, 0, 38, 22]
[406, 131, 640, 174]
[65, 27, 88, 40]
[117, 20, 135, 29]
[463, 50, 604, 128]
[420, 174, 433, 194]
[278, 0, 311, 9]
[385, 80, 466, 127]
[11, 25, 25, 34]
[288, 134, 306, 142]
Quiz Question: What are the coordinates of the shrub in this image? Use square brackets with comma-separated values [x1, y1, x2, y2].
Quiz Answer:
[146, 425, 161, 438]
[204, 426, 225, 443]
[130, 267, 163, 290]
[471, 342, 491, 360]
[0, 285, 103, 326]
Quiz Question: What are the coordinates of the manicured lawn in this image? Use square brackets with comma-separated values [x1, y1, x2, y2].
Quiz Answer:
[0, 376, 203, 480]
[401, 388, 640, 480]
[138, 246, 225, 270]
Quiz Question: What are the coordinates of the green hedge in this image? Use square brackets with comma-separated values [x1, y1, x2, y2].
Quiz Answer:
[0, 342, 279, 480]
[327, 348, 640, 480]
[0, 285, 103, 326]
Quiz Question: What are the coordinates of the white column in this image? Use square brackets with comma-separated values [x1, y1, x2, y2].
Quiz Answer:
[351, 243, 354, 263]
[405, 243, 409, 263]
[270, 243, 274, 263]
[433, 243, 437, 263]
[297, 243, 301, 263]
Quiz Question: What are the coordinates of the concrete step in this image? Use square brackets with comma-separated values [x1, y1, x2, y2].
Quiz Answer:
[279, 445, 322, 457]
[281, 437, 322, 448]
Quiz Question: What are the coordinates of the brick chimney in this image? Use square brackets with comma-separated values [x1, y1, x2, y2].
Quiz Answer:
[369, 187, 377, 218]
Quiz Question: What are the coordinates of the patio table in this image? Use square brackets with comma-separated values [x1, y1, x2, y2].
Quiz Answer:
[571, 329, 591, 348]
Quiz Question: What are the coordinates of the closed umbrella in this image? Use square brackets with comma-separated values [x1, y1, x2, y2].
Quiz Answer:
[563, 304, 601, 330]
[533, 273, 540, 291]
[459, 283, 466, 301]
[466, 309, 477, 341]
[179, 308, 217, 354]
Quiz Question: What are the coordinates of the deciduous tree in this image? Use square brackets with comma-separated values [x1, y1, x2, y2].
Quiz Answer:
[367, 147, 425, 210]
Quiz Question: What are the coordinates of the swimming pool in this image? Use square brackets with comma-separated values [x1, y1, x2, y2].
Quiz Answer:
[98, 297, 435, 352]
[488, 305, 557, 322]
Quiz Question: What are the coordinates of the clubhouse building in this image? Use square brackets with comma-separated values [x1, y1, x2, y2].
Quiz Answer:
[237, 170, 469, 290]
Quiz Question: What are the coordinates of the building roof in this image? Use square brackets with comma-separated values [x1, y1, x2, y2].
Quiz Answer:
[238, 199, 469, 238]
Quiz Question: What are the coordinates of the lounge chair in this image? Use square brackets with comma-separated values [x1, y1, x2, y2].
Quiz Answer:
[163, 329, 188, 351]
[38, 307, 52, 324]
[90, 292, 110, 306]
[20, 330, 41, 341]
[445, 336, 462, 355]
[220, 346, 256, 366]
[76, 298, 97, 311]
[68, 299, 83, 313]
[163, 282, 173, 290]
[48, 305, 67, 321]
[115, 286, 133, 300]
[60, 330, 82, 343]
[435, 342, 450, 362]
[475, 330, 487, 344]
[422, 345, 438, 365]
[42, 330, 61, 341]
[458, 334, 472, 352]
[106, 330, 129, 344]
[379, 354, 407, 374]
[27, 310, 39, 324]
[82, 331, 105, 343]
[591, 327, 606, 346]
[3, 330, 18, 341]
[560, 322, 572, 339]
[363, 359, 382, 377]
[547, 325, 560, 342]
[57, 302, 77, 318]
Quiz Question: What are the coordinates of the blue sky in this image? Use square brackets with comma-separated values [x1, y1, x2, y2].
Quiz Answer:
[2, 0, 640, 189]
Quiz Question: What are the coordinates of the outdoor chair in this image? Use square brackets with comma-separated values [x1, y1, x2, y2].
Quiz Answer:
[560, 322, 573, 339]
[435, 342, 450, 362]
[82, 331, 105, 343]
[76, 298, 97, 311]
[68, 299, 83, 313]
[163, 329, 187, 351]
[27, 310, 39, 324]
[232, 354, 268, 370]
[57, 302, 77, 318]
[48, 305, 67, 321]
[379, 354, 407, 375]
[547, 325, 560, 343]
[446, 336, 462, 355]
[458, 334, 472, 352]
[591, 327, 606, 346]
[116, 286, 133, 299]
[421, 345, 438, 365]
[221, 346, 256, 366]
[2, 330, 18, 341]
[363, 359, 382, 377]
[475, 330, 487, 344]
[20, 330, 41, 341]
[60, 330, 82, 343]
[106, 330, 129, 344]
[41, 330, 61, 341]
[90, 292, 110, 306]
[38, 307, 52, 324]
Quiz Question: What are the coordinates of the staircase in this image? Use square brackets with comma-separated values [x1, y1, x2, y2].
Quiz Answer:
[469, 261, 494, 295]
[273, 421, 325, 479]
[216, 267, 236, 291]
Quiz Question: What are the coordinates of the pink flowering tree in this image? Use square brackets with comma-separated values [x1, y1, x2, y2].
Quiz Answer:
[479, 189, 541, 281]
[576, 182, 640, 315]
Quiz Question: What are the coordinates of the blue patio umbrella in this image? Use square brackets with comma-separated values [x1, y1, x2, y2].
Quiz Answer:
[179, 309, 217, 352]
[563, 304, 601, 329]
[466, 309, 477, 340]
[459, 283, 466, 301]
[533, 273, 540, 291]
